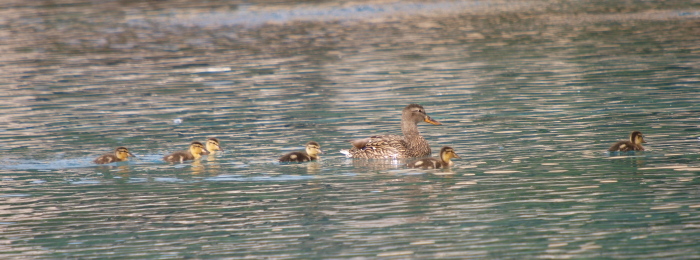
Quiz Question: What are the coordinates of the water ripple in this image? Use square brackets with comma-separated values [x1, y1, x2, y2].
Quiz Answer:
[1, 0, 699, 259]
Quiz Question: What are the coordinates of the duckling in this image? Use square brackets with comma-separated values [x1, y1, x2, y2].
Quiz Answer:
[163, 141, 208, 163]
[279, 141, 323, 163]
[407, 146, 460, 169]
[341, 104, 442, 159]
[203, 137, 223, 155]
[94, 146, 135, 164]
[608, 131, 646, 152]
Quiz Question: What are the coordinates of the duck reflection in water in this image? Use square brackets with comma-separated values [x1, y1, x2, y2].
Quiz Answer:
[190, 160, 205, 174]
[346, 158, 409, 171]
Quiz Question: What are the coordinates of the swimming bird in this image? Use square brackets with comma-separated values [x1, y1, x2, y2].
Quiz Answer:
[94, 146, 135, 164]
[608, 131, 646, 152]
[407, 146, 460, 169]
[279, 141, 323, 162]
[203, 137, 223, 155]
[163, 141, 208, 163]
[340, 104, 442, 159]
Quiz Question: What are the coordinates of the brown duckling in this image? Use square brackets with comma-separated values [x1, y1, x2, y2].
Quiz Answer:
[608, 131, 646, 152]
[341, 104, 442, 159]
[279, 141, 323, 163]
[94, 146, 135, 164]
[407, 146, 460, 169]
[163, 141, 208, 163]
[203, 137, 223, 155]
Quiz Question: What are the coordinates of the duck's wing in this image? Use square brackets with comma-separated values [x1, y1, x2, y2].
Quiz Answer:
[94, 154, 118, 164]
[345, 135, 407, 159]
[164, 151, 192, 163]
[609, 141, 636, 152]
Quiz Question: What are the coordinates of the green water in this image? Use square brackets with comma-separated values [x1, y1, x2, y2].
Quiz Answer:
[1, 0, 700, 258]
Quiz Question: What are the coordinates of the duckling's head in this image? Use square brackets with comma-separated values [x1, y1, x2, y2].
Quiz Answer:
[206, 137, 222, 152]
[440, 146, 461, 162]
[115, 146, 135, 160]
[189, 141, 208, 158]
[305, 141, 323, 156]
[404, 104, 441, 126]
[630, 131, 646, 145]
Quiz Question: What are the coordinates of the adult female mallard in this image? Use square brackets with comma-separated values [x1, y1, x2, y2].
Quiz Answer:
[279, 141, 323, 162]
[341, 104, 442, 159]
[94, 146, 135, 164]
[203, 137, 223, 155]
[163, 141, 208, 163]
[608, 131, 646, 152]
[407, 146, 460, 169]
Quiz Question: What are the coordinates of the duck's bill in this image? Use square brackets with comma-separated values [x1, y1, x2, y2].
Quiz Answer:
[128, 152, 136, 157]
[453, 153, 461, 159]
[424, 117, 442, 125]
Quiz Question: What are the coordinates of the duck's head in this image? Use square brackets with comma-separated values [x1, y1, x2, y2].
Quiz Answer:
[305, 141, 323, 156]
[115, 146, 135, 160]
[630, 131, 646, 145]
[440, 146, 461, 162]
[189, 141, 208, 158]
[403, 104, 441, 125]
[206, 137, 222, 152]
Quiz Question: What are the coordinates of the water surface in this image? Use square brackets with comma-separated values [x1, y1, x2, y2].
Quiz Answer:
[1, 0, 700, 258]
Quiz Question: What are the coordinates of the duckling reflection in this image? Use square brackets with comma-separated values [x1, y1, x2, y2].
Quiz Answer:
[94, 146, 135, 164]
[163, 141, 208, 163]
[279, 141, 323, 163]
[608, 131, 646, 152]
[305, 161, 321, 174]
[191, 160, 205, 174]
[115, 165, 132, 175]
[407, 146, 460, 169]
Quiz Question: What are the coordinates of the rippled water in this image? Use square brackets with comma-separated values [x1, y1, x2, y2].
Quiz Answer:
[2, 0, 700, 258]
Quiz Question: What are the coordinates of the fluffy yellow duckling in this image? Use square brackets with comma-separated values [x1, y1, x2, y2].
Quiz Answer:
[94, 146, 135, 164]
[163, 141, 208, 163]
[203, 137, 223, 155]
[608, 131, 646, 152]
[407, 146, 460, 169]
[279, 141, 323, 163]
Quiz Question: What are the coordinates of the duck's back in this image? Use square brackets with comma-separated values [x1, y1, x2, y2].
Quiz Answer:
[279, 152, 315, 162]
[608, 141, 643, 152]
[407, 157, 445, 169]
[164, 151, 194, 162]
[346, 135, 431, 159]
[94, 154, 120, 164]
